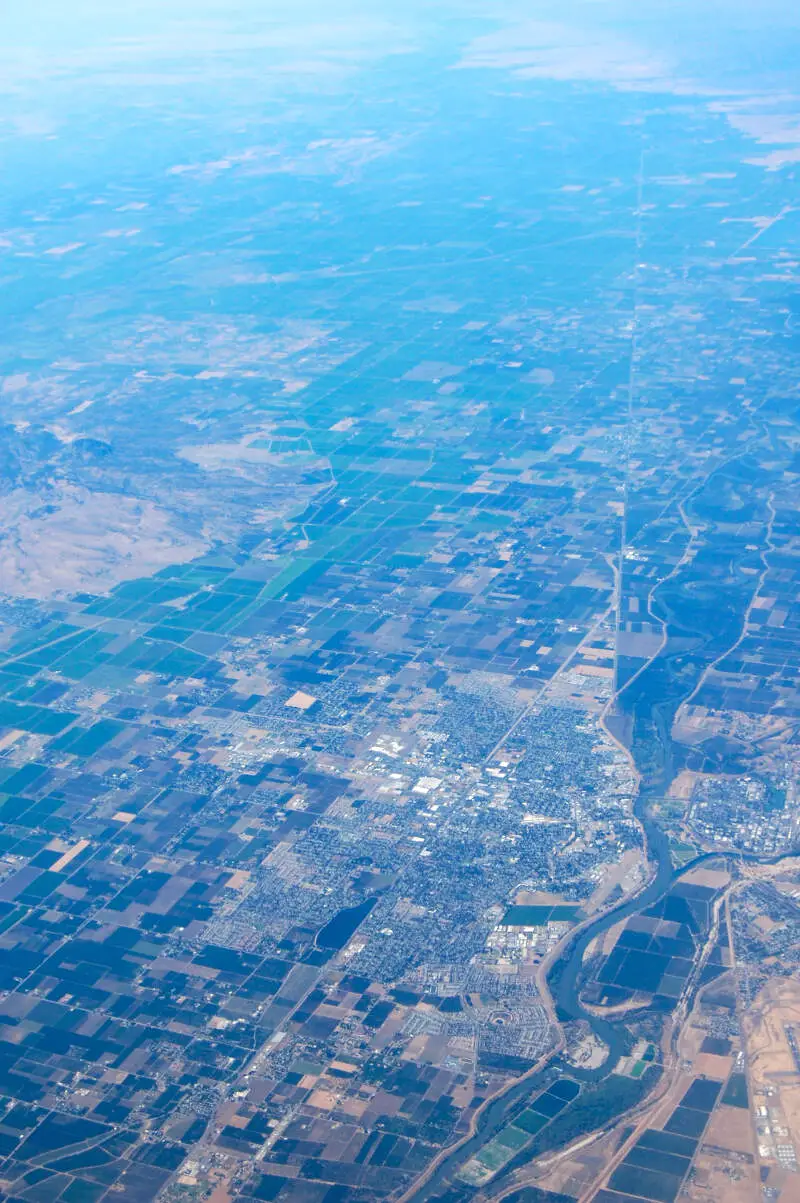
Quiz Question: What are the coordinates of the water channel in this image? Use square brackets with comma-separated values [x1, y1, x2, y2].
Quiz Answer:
[405, 674, 796, 1201]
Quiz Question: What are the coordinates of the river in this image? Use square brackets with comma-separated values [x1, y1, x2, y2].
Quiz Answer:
[402, 511, 798, 1200]
[403, 697, 797, 1202]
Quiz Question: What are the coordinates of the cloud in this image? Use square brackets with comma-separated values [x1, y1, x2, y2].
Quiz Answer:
[455, 8, 800, 170]
[713, 104, 800, 170]
[1, 2, 416, 86]
[166, 135, 405, 187]
[455, 20, 675, 91]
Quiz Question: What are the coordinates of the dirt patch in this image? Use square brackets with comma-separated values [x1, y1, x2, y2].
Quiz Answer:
[0, 484, 206, 600]
[704, 1104, 755, 1154]
[680, 865, 731, 890]
[743, 976, 800, 1177]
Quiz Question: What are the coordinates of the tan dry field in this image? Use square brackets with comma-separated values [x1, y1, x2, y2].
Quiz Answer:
[680, 864, 731, 890]
[511, 889, 570, 907]
[704, 1103, 755, 1155]
[693, 1049, 737, 1080]
[586, 848, 646, 913]
[0, 484, 206, 599]
[668, 768, 700, 800]
[682, 1142, 759, 1203]
[743, 976, 800, 1157]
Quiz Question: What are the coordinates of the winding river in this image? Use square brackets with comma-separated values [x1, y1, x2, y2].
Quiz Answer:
[399, 490, 800, 1202]
[403, 679, 797, 1201]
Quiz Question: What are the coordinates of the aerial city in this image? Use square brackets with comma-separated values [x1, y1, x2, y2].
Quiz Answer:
[0, 2, 799, 1202]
